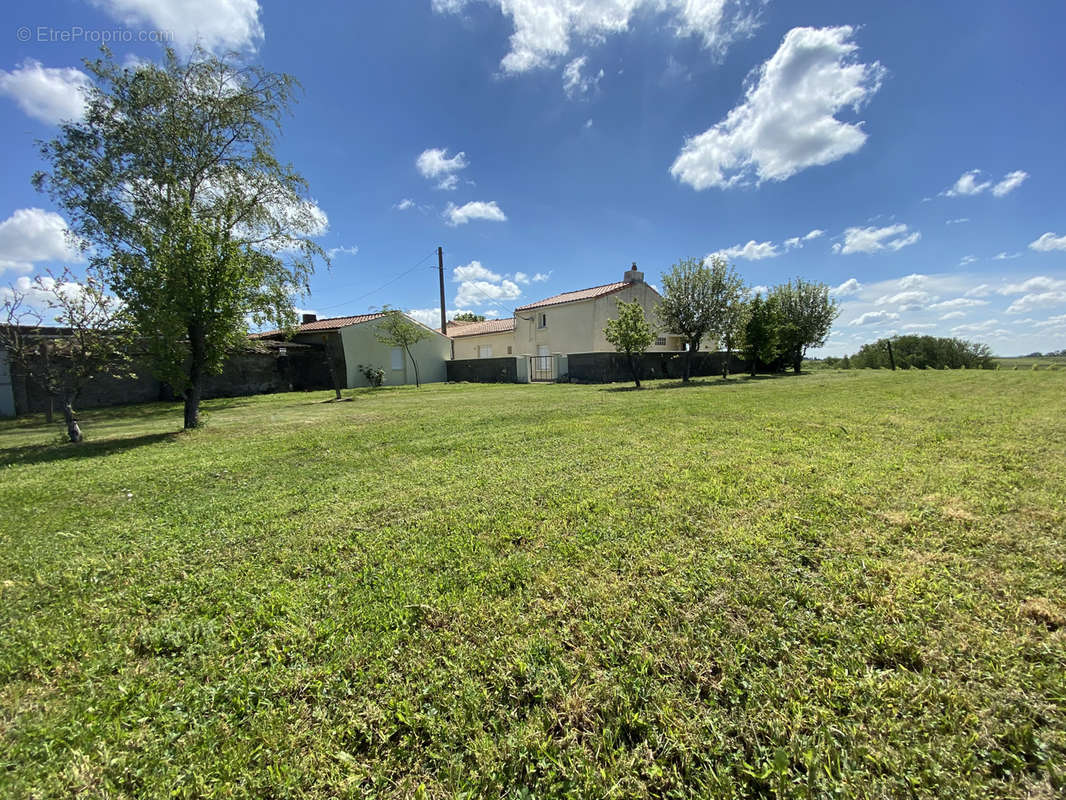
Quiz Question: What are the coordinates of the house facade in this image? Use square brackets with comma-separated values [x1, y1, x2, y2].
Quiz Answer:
[256, 312, 451, 388]
[512, 264, 684, 356]
[441, 264, 685, 362]
[442, 318, 517, 360]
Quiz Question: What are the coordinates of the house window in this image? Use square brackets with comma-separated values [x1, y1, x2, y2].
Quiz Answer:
[507, 346, 512, 354]
[478, 345, 493, 358]
[390, 347, 403, 370]
[537, 313, 547, 329]
[655, 335, 667, 346]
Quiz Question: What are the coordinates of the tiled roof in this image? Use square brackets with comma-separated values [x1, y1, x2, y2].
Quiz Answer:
[439, 318, 516, 338]
[250, 313, 386, 339]
[515, 281, 630, 311]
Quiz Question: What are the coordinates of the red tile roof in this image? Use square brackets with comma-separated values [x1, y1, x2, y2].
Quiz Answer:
[250, 313, 386, 339]
[438, 318, 516, 337]
[515, 281, 630, 311]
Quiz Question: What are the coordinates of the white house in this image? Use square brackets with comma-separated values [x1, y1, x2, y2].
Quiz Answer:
[254, 312, 451, 388]
[441, 264, 685, 361]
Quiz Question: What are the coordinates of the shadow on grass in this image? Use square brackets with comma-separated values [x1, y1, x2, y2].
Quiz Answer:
[7, 395, 259, 428]
[0, 431, 182, 468]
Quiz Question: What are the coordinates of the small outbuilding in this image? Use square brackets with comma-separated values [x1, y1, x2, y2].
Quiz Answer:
[254, 312, 451, 388]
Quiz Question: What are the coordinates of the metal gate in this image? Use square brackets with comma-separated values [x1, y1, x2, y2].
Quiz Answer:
[530, 355, 556, 382]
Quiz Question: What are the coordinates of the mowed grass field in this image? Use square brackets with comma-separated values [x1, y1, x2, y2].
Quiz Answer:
[994, 355, 1066, 370]
[1, 370, 1064, 799]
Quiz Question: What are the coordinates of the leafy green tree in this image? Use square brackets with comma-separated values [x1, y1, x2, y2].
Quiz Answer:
[717, 289, 749, 379]
[375, 308, 431, 388]
[851, 335, 993, 369]
[452, 312, 486, 322]
[33, 48, 325, 429]
[743, 294, 781, 377]
[771, 279, 839, 374]
[657, 255, 743, 382]
[604, 299, 656, 388]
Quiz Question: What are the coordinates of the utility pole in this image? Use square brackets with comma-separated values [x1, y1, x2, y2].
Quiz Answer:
[438, 246, 452, 359]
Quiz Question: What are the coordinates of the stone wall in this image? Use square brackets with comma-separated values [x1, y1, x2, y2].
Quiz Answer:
[446, 357, 521, 383]
[9, 341, 332, 416]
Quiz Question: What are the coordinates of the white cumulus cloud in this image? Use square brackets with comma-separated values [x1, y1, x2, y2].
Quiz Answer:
[710, 240, 779, 261]
[943, 168, 1028, 198]
[93, 0, 264, 53]
[407, 306, 482, 327]
[326, 245, 358, 259]
[849, 310, 899, 326]
[998, 276, 1066, 295]
[433, 0, 759, 74]
[783, 229, 825, 250]
[450, 260, 522, 307]
[930, 297, 989, 310]
[444, 200, 508, 226]
[670, 26, 885, 190]
[832, 224, 921, 255]
[0, 59, 90, 124]
[992, 170, 1029, 197]
[0, 208, 85, 273]
[562, 56, 603, 99]
[1029, 232, 1066, 252]
[416, 147, 469, 190]
[1006, 292, 1066, 314]
[832, 278, 862, 296]
[453, 261, 502, 283]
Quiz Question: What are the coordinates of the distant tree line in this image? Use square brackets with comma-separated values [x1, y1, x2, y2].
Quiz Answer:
[827, 335, 995, 370]
[1021, 349, 1066, 358]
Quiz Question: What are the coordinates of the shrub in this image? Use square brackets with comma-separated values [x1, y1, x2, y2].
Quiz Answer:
[358, 364, 385, 387]
[850, 335, 994, 370]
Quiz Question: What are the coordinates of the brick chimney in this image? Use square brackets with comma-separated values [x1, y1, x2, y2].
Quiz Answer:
[624, 262, 644, 283]
[302, 313, 317, 325]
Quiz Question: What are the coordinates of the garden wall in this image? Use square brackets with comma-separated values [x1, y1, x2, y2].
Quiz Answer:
[566, 351, 749, 383]
[9, 341, 332, 416]
[447, 356, 521, 383]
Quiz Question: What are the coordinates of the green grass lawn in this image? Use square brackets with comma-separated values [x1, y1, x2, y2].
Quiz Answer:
[994, 355, 1066, 370]
[1, 371, 1064, 798]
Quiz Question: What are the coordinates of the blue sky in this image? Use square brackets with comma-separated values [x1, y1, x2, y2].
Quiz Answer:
[2, 0, 1065, 355]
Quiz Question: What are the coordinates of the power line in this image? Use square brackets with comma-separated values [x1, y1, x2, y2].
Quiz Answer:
[314, 249, 439, 312]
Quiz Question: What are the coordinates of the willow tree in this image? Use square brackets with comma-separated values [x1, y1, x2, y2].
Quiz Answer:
[33, 48, 326, 429]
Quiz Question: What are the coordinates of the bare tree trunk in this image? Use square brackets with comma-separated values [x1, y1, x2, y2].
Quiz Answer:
[406, 346, 421, 388]
[324, 335, 344, 399]
[184, 322, 205, 429]
[793, 348, 803, 374]
[46, 396, 54, 424]
[63, 395, 82, 443]
[628, 352, 641, 388]
[683, 343, 694, 383]
[12, 369, 29, 416]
